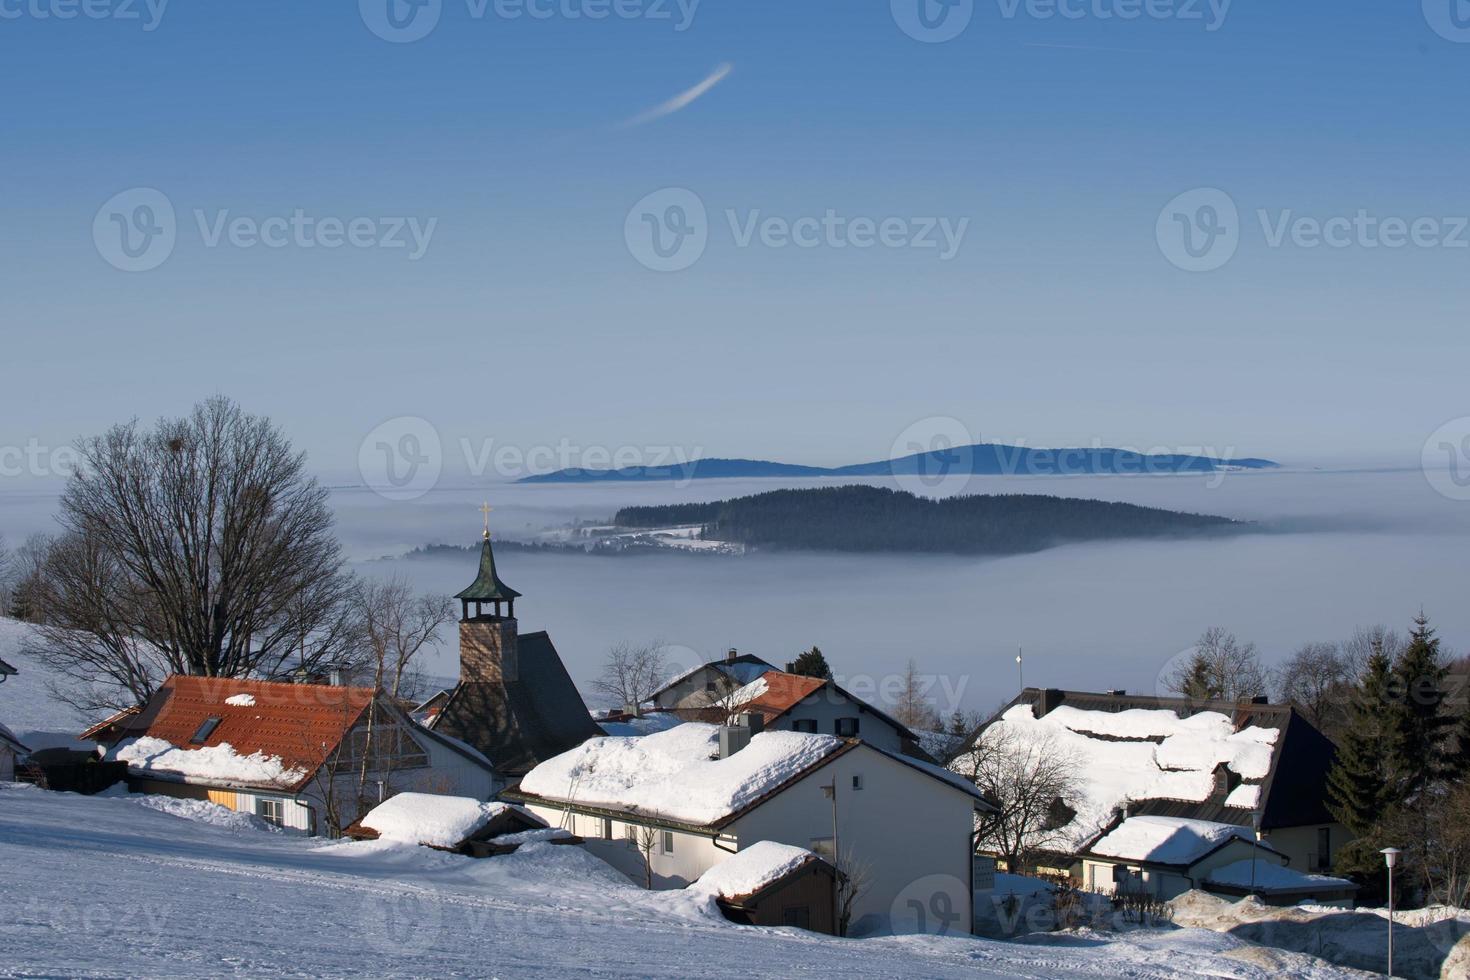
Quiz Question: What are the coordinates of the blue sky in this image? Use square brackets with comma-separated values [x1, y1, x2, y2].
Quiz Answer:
[3, 0, 1468, 482]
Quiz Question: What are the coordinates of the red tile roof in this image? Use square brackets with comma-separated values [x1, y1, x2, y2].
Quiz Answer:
[123, 675, 377, 791]
[738, 672, 827, 722]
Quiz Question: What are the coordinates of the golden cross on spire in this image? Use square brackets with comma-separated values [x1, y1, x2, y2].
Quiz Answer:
[480, 501, 493, 539]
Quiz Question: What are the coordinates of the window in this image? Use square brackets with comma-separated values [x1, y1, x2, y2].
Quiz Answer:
[705, 680, 718, 693]
[625, 823, 638, 842]
[835, 717, 859, 738]
[851, 774, 864, 791]
[661, 830, 674, 854]
[781, 906, 812, 930]
[792, 719, 818, 734]
[255, 798, 283, 827]
[810, 836, 835, 860]
[190, 717, 222, 744]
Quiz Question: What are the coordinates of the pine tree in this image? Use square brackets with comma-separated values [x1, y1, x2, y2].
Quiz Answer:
[1390, 614, 1452, 798]
[1177, 652, 1220, 700]
[1325, 643, 1398, 837]
[786, 646, 832, 679]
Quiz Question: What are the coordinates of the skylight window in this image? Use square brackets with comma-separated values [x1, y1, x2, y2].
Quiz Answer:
[190, 717, 222, 744]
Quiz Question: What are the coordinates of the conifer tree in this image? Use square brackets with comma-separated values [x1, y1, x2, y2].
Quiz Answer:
[1390, 614, 1452, 797]
[1325, 642, 1398, 837]
[786, 646, 833, 679]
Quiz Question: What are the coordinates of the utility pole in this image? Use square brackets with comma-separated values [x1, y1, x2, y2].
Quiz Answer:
[823, 781, 839, 934]
[1016, 647, 1024, 691]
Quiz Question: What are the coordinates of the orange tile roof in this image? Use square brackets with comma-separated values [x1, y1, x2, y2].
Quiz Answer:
[738, 671, 828, 722]
[124, 675, 377, 791]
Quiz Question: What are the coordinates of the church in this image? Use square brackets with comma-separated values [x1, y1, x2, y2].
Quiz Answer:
[428, 511, 603, 783]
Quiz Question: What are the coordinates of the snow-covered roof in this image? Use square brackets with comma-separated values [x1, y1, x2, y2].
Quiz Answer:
[109, 736, 308, 788]
[692, 842, 828, 901]
[0, 719, 30, 755]
[1086, 816, 1267, 866]
[651, 655, 776, 701]
[516, 723, 846, 827]
[957, 701, 1279, 849]
[1205, 858, 1357, 894]
[360, 794, 533, 848]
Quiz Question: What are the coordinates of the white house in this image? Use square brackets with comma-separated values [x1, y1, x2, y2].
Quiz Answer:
[648, 650, 776, 710]
[1077, 814, 1357, 907]
[0, 719, 28, 782]
[97, 675, 498, 836]
[504, 721, 995, 936]
[719, 670, 928, 758]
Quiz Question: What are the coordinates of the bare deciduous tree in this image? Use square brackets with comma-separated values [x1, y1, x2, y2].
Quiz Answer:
[893, 658, 941, 732]
[632, 823, 661, 888]
[1274, 641, 1349, 720]
[1166, 627, 1268, 702]
[1341, 624, 1405, 681]
[835, 846, 872, 937]
[954, 726, 1080, 873]
[591, 641, 669, 713]
[25, 397, 356, 710]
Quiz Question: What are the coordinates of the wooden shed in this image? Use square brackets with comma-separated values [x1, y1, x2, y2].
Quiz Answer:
[702, 843, 839, 935]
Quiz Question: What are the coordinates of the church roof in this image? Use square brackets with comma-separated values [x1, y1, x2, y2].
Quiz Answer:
[431, 631, 602, 775]
[455, 535, 522, 603]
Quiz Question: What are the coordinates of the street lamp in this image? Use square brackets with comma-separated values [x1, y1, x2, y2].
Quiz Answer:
[1381, 847, 1401, 979]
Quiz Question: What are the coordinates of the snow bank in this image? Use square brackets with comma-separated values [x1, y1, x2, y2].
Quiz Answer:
[361, 793, 521, 848]
[224, 694, 256, 707]
[958, 703, 1279, 848]
[692, 842, 821, 900]
[108, 736, 307, 788]
[491, 827, 573, 846]
[106, 790, 281, 833]
[1089, 815, 1255, 864]
[1206, 859, 1353, 892]
[519, 723, 843, 826]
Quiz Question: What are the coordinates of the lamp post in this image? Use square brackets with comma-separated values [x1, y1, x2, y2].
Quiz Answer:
[1381, 846, 1401, 978]
[823, 782, 839, 933]
[1249, 812, 1262, 896]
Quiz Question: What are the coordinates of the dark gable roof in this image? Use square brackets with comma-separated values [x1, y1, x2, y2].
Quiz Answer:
[969, 688, 1339, 832]
[650, 654, 778, 702]
[433, 631, 603, 776]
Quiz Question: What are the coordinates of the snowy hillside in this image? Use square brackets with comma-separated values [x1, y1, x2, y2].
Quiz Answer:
[0, 782, 1372, 979]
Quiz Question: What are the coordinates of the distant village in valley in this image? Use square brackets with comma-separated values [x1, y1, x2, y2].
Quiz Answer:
[4, 402, 1470, 978]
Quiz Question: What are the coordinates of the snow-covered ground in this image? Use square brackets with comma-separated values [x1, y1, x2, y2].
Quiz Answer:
[1, 783, 1375, 979]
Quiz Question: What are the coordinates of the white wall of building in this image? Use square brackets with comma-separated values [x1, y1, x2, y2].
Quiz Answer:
[1, 745, 15, 781]
[769, 693, 905, 755]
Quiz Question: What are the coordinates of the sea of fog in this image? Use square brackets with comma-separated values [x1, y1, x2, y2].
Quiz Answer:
[5, 467, 1469, 719]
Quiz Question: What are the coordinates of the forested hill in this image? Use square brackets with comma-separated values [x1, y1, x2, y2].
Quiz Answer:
[612, 486, 1244, 556]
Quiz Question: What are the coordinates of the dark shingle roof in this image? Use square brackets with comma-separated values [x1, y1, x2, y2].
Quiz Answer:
[432, 631, 602, 776]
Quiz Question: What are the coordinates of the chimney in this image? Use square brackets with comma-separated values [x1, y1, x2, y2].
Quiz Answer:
[1107, 689, 1127, 697]
[1034, 688, 1064, 718]
[726, 647, 738, 664]
[459, 616, 520, 684]
[1250, 695, 1269, 705]
[718, 712, 764, 758]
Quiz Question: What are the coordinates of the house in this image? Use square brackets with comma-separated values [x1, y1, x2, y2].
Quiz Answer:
[649, 649, 777, 710]
[0, 719, 28, 781]
[504, 720, 996, 936]
[429, 521, 603, 776]
[694, 841, 838, 934]
[0, 655, 16, 682]
[1077, 814, 1357, 907]
[716, 670, 930, 759]
[342, 791, 572, 857]
[97, 675, 498, 835]
[954, 687, 1352, 881]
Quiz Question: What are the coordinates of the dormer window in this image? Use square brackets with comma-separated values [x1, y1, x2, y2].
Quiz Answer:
[190, 717, 222, 744]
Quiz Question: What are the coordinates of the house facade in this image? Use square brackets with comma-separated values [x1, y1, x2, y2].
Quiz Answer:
[99, 675, 497, 835]
[505, 721, 994, 935]
[720, 670, 928, 758]
[0, 720, 27, 781]
[954, 687, 1352, 883]
[649, 649, 776, 711]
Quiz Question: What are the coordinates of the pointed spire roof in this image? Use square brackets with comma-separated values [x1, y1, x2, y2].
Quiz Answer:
[455, 507, 521, 603]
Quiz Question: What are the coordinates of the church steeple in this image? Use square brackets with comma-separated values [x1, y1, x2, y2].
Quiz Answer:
[455, 502, 522, 621]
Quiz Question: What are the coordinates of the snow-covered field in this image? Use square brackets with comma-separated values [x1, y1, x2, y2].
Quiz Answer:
[0, 782, 1376, 979]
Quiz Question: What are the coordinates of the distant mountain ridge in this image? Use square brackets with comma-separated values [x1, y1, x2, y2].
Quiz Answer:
[518, 444, 1279, 484]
